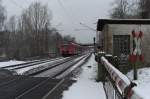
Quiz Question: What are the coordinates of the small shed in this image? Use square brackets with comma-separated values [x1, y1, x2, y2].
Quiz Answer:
[97, 19, 150, 64]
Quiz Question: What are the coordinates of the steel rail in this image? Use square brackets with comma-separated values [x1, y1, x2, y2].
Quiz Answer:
[2, 58, 49, 68]
[0, 57, 68, 88]
[27, 56, 78, 76]
[56, 53, 92, 79]
[0, 56, 75, 87]
[9, 57, 65, 70]
[2, 57, 63, 69]
[53, 54, 91, 78]
[14, 54, 90, 99]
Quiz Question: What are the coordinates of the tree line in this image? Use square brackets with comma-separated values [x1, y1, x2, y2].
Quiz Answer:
[0, 1, 75, 59]
[110, 0, 150, 19]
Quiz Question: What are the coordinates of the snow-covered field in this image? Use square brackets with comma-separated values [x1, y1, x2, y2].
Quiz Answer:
[62, 54, 106, 99]
[127, 67, 150, 99]
[0, 60, 25, 68]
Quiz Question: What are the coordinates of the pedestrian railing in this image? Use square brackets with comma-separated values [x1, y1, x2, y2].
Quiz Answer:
[99, 56, 144, 99]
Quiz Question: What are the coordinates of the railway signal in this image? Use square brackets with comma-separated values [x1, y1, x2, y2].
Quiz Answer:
[129, 30, 144, 80]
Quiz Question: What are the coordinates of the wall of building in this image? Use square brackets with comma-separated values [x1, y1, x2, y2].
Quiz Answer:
[102, 24, 150, 63]
[101, 24, 111, 54]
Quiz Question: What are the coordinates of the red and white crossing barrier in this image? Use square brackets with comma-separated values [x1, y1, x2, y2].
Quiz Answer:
[101, 57, 130, 93]
[101, 57, 144, 99]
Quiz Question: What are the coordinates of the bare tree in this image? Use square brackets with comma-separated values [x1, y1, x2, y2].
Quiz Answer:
[138, 0, 150, 19]
[1, 1, 72, 59]
[6, 16, 17, 32]
[0, 0, 7, 57]
[110, 0, 129, 18]
[5, 16, 20, 58]
[19, 2, 52, 56]
[47, 28, 63, 56]
[0, 0, 6, 31]
[110, 0, 141, 19]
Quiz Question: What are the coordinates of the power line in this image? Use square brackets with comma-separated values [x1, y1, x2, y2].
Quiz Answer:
[56, 0, 72, 20]
[57, 0, 96, 35]
[9, 0, 25, 9]
[24, 0, 30, 4]
[23, 0, 31, 6]
[80, 22, 96, 31]
[57, 0, 85, 25]
[57, 0, 94, 32]
[56, 0, 77, 27]
[57, 0, 66, 10]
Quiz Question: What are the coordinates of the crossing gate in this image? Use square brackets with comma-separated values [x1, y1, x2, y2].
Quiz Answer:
[101, 57, 144, 99]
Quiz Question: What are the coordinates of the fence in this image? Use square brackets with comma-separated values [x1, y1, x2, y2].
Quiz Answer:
[97, 54, 144, 99]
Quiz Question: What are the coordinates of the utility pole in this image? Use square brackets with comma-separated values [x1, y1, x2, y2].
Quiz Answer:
[93, 37, 96, 54]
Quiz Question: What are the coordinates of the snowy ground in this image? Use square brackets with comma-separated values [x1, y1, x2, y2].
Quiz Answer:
[0, 60, 25, 68]
[62, 54, 106, 99]
[127, 67, 150, 99]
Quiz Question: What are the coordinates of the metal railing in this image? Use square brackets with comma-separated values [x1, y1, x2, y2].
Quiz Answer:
[96, 54, 144, 99]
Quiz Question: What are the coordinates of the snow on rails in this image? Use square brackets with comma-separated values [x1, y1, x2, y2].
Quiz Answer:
[2, 57, 65, 75]
[0, 54, 90, 77]
[0, 54, 91, 99]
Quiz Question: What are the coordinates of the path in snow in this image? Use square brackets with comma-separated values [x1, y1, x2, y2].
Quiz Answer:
[62, 54, 106, 99]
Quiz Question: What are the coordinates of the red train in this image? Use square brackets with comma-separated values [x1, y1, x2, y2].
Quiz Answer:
[59, 42, 83, 57]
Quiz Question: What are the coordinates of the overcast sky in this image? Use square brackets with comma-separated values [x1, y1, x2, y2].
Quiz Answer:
[2, 0, 114, 43]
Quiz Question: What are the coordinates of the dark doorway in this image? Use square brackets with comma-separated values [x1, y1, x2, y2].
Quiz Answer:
[113, 35, 130, 67]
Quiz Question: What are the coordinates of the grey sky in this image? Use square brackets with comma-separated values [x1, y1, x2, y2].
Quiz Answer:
[2, 0, 114, 43]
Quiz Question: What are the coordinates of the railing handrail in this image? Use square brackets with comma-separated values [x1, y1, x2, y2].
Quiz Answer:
[101, 57, 130, 93]
[101, 56, 143, 99]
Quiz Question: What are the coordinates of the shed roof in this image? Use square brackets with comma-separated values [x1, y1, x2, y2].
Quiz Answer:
[97, 19, 150, 31]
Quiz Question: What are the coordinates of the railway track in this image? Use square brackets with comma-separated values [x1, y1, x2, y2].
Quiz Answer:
[11, 57, 68, 72]
[15, 78, 65, 99]
[0, 55, 83, 86]
[2, 58, 48, 68]
[0, 76, 54, 99]
[15, 54, 91, 99]
[2, 57, 64, 70]
[23, 56, 78, 76]
[0, 54, 91, 99]
[32, 54, 90, 77]
[1, 57, 70, 75]
[0, 54, 87, 86]
[52, 54, 91, 78]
